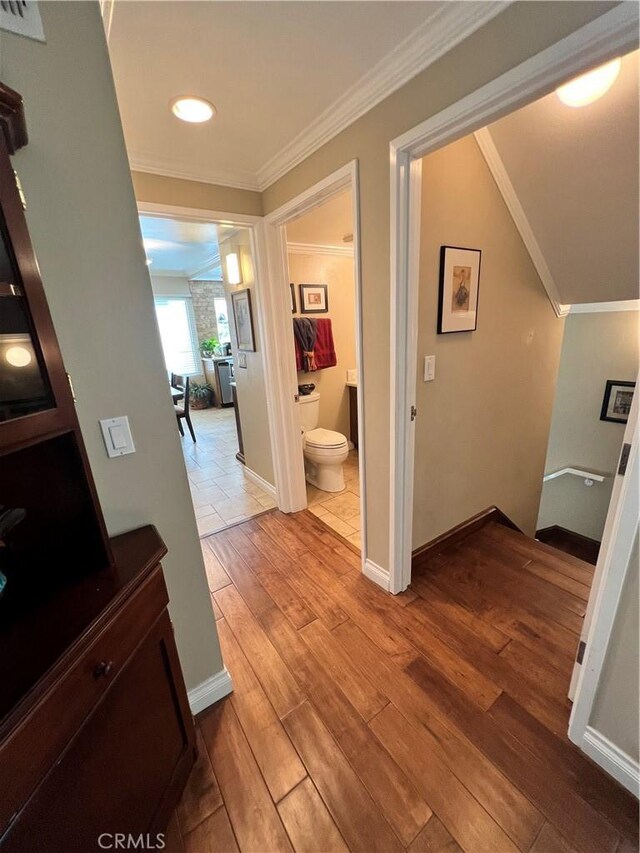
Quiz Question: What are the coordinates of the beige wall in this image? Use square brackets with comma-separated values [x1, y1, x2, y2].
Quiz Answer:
[537, 311, 639, 540]
[288, 252, 356, 437]
[261, 1, 618, 569]
[591, 527, 639, 762]
[1, 2, 223, 691]
[220, 233, 275, 486]
[133, 170, 262, 217]
[150, 274, 191, 297]
[412, 135, 563, 548]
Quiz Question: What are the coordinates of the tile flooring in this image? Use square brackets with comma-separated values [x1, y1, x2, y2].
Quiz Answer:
[305, 449, 361, 550]
[182, 407, 277, 537]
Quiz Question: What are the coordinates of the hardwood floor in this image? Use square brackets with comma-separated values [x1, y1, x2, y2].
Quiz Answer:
[168, 512, 638, 853]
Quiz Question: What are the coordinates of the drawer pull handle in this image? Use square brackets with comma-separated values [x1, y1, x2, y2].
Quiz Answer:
[93, 660, 114, 679]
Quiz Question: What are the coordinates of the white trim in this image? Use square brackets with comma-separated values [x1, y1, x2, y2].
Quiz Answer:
[263, 161, 368, 577]
[287, 241, 354, 258]
[570, 300, 640, 315]
[243, 466, 277, 499]
[130, 152, 261, 192]
[388, 2, 639, 598]
[581, 727, 640, 797]
[543, 467, 607, 484]
[363, 559, 390, 592]
[188, 667, 233, 716]
[474, 127, 567, 318]
[256, 3, 508, 190]
[136, 201, 261, 228]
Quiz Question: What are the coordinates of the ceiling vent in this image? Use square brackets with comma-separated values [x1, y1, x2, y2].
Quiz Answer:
[0, 1, 44, 42]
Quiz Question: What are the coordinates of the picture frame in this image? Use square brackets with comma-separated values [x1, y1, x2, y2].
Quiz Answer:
[290, 282, 296, 314]
[437, 245, 482, 334]
[600, 380, 635, 424]
[299, 283, 328, 314]
[231, 288, 256, 352]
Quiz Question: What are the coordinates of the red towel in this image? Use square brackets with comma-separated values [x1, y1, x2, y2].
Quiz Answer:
[314, 318, 337, 369]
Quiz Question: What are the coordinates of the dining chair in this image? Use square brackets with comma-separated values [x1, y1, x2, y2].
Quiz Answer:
[173, 375, 196, 442]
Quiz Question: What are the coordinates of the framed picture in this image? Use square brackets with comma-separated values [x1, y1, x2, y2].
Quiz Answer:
[290, 282, 296, 314]
[437, 245, 482, 334]
[231, 289, 256, 352]
[299, 283, 328, 314]
[600, 380, 635, 424]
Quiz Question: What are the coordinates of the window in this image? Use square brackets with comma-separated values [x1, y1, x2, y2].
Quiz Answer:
[154, 297, 201, 376]
[214, 297, 231, 344]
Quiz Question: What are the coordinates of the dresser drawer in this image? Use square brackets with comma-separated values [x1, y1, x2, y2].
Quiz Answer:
[0, 564, 168, 833]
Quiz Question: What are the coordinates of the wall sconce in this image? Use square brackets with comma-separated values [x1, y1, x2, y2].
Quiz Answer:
[225, 252, 243, 285]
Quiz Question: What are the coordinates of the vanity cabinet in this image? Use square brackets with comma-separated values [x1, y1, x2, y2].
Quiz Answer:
[348, 384, 358, 449]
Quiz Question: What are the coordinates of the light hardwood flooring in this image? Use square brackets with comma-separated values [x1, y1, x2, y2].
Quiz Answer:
[306, 450, 361, 550]
[167, 512, 638, 853]
[182, 407, 276, 537]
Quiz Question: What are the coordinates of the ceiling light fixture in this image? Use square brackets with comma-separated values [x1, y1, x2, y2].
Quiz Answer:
[556, 58, 621, 107]
[170, 96, 216, 123]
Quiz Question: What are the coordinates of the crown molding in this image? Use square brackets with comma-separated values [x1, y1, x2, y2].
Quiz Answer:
[287, 241, 353, 258]
[128, 150, 261, 192]
[474, 127, 569, 318]
[570, 300, 640, 314]
[256, 1, 510, 190]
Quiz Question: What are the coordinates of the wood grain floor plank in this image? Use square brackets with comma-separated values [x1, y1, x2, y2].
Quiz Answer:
[482, 603, 579, 662]
[295, 510, 363, 571]
[282, 701, 403, 853]
[164, 812, 186, 853]
[499, 639, 573, 701]
[484, 523, 595, 575]
[370, 704, 519, 853]
[277, 777, 349, 853]
[208, 530, 276, 616]
[201, 540, 232, 592]
[210, 593, 223, 621]
[217, 618, 306, 802]
[258, 512, 309, 557]
[523, 560, 591, 602]
[176, 727, 223, 835]
[408, 816, 463, 852]
[182, 806, 240, 853]
[214, 585, 304, 718]
[529, 822, 580, 853]
[199, 701, 293, 852]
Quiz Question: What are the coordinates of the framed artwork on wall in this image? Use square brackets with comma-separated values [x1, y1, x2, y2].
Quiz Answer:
[290, 282, 296, 314]
[231, 289, 256, 352]
[437, 245, 482, 334]
[299, 283, 328, 314]
[600, 380, 635, 424]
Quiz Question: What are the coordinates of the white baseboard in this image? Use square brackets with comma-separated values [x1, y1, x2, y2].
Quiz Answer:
[188, 667, 233, 716]
[582, 727, 640, 797]
[363, 559, 390, 592]
[244, 466, 277, 499]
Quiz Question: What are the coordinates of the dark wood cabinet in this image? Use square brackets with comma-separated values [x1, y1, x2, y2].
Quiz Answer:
[348, 384, 358, 450]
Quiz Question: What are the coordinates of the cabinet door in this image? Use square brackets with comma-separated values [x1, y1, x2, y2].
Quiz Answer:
[1, 611, 195, 853]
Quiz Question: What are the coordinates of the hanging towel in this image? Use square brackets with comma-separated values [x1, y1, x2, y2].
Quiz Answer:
[314, 318, 337, 370]
[293, 318, 318, 372]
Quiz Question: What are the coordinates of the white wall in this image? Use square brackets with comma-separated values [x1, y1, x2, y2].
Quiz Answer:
[150, 275, 191, 297]
[1, 2, 223, 691]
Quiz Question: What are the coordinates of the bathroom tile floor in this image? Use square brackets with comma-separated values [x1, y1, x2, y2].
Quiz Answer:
[181, 407, 277, 537]
[305, 449, 361, 550]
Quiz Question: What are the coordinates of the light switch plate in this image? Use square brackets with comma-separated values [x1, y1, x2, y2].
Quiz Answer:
[100, 416, 136, 458]
[237, 352, 247, 369]
[424, 355, 436, 382]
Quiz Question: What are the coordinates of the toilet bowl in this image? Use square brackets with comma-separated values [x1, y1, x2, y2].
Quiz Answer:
[299, 392, 349, 492]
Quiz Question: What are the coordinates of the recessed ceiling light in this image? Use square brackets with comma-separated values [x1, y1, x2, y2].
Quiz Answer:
[556, 58, 621, 107]
[170, 96, 216, 123]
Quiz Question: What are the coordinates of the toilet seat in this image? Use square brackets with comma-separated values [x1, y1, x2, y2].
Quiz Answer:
[304, 427, 348, 449]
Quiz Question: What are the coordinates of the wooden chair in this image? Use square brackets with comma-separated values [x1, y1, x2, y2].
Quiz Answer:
[173, 375, 196, 442]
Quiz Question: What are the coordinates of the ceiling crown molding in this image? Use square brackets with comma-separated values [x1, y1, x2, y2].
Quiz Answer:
[570, 300, 640, 314]
[128, 149, 261, 192]
[287, 241, 354, 258]
[256, 1, 510, 190]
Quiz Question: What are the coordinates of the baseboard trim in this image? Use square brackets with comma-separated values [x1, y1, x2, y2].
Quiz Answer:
[244, 466, 277, 499]
[412, 505, 520, 570]
[363, 559, 390, 591]
[188, 667, 233, 716]
[582, 727, 639, 797]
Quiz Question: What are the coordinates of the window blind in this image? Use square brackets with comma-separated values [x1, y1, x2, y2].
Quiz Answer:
[154, 297, 201, 376]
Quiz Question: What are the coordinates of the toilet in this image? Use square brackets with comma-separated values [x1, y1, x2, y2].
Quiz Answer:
[299, 391, 349, 492]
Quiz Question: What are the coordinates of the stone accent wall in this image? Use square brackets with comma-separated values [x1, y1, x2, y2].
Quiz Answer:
[189, 280, 226, 347]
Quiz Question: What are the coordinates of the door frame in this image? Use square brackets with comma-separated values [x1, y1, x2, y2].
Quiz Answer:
[387, 2, 639, 595]
[262, 161, 369, 575]
[137, 201, 284, 507]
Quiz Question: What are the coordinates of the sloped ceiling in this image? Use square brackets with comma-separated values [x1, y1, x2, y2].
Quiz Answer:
[486, 50, 638, 305]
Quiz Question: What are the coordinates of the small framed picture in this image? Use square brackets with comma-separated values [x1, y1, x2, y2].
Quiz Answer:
[290, 282, 297, 314]
[299, 283, 328, 314]
[438, 245, 482, 334]
[231, 289, 256, 352]
[600, 380, 635, 424]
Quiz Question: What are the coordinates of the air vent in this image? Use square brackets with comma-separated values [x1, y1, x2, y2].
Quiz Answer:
[0, 1, 44, 42]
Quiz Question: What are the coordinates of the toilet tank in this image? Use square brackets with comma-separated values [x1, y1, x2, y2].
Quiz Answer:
[299, 391, 320, 431]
